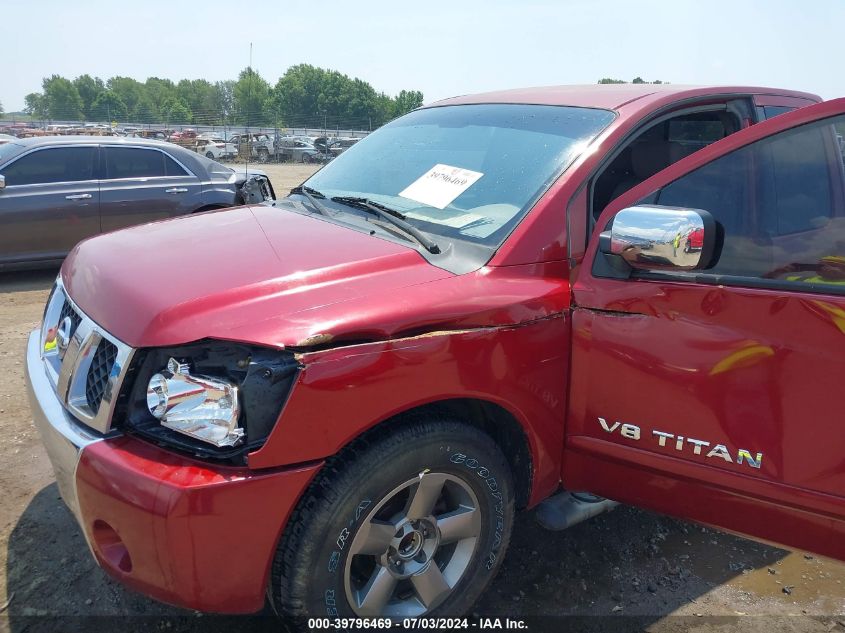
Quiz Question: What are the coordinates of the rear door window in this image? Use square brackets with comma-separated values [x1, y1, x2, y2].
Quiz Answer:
[103, 147, 188, 179]
[0, 146, 97, 186]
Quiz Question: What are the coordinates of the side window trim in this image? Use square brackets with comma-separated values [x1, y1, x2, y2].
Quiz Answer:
[0, 145, 99, 187]
[100, 145, 195, 181]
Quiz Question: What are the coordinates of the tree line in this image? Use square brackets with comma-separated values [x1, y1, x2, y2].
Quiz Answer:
[598, 77, 664, 84]
[19, 65, 424, 130]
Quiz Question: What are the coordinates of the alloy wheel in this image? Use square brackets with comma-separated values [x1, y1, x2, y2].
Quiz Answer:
[344, 472, 481, 617]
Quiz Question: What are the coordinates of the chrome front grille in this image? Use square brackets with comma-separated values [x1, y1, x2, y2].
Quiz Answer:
[59, 299, 82, 338]
[40, 280, 134, 433]
[85, 339, 118, 412]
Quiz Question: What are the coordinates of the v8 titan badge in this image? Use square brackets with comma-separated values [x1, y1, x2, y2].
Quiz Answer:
[399, 163, 484, 209]
[597, 417, 763, 470]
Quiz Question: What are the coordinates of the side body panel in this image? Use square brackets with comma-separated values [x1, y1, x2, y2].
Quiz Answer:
[99, 146, 204, 232]
[0, 178, 100, 265]
[99, 173, 203, 231]
[0, 145, 101, 265]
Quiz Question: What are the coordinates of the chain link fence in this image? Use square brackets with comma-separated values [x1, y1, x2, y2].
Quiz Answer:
[0, 116, 371, 164]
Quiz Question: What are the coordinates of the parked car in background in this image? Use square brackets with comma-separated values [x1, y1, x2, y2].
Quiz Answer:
[195, 137, 237, 160]
[313, 136, 360, 158]
[0, 136, 275, 269]
[332, 136, 360, 154]
[125, 130, 168, 140]
[276, 136, 321, 163]
[168, 129, 198, 142]
[229, 133, 275, 162]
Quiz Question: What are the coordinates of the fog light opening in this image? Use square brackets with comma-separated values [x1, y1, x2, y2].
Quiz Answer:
[92, 520, 133, 573]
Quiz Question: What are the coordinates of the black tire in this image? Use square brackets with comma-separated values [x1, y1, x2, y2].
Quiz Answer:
[684, 240, 691, 253]
[301, 153, 312, 164]
[257, 149, 270, 163]
[205, 151, 215, 159]
[270, 416, 515, 619]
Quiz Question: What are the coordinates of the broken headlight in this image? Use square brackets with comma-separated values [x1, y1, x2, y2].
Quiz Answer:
[146, 358, 243, 448]
[118, 341, 300, 463]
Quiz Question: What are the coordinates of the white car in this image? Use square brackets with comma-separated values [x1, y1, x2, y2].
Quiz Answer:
[196, 138, 237, 161]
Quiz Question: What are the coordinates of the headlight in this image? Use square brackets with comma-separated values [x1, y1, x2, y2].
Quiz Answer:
[146, 358, 242, 447]
[118, 342, 300, 463]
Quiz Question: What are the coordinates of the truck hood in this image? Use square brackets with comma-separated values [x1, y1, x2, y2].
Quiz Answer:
[63, 203, 453, 348]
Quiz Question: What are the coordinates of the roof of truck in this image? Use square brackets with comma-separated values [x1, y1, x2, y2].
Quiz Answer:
[429, 84, 821, 111]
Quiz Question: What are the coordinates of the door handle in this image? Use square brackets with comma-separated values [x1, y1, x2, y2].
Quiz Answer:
[165, 187, 188, 194]
[65, 193, 92, 200]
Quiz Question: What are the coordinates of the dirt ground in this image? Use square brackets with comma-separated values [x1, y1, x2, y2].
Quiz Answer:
[2, 165, 845, 632]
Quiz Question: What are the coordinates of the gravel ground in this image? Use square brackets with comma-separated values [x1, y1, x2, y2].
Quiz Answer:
[2, 165, 845, 633]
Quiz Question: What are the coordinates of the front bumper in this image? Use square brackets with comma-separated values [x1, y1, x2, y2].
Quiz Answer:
[25, 329, 321, 613]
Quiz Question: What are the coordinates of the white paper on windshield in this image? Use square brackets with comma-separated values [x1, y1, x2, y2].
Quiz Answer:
[399, 164, 484, 209]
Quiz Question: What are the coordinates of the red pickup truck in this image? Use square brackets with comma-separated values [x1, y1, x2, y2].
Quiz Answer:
[26, 84, 845, 619]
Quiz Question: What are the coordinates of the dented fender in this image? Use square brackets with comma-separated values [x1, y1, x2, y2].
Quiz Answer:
[248, 314, 572, 506]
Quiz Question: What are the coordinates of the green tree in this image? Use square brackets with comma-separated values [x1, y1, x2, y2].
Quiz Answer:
[234, 67, 271, 125]
[144, 77, 177, 113]
[90, 91, 128, 122]
[132, 96, 158, 124]
[598, 77, 664, 85]
[213, 80, 235, 125]
[42, 75, 83, 120]
[24, 93, 48, 119]
[19, 67, 423, 129]
[371, 92, 395, 128]
[73, 74, 105, 118]
[271, 64, 324, 127]
[176, 78, 218, 124]
[162, 99, 192, 124]
[270, 64, 402, 129]
[393, 90, 424, 117]
[107, 76, 143, 116]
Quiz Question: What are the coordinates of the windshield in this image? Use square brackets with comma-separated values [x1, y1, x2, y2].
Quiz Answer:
[304, 104, 614, 249]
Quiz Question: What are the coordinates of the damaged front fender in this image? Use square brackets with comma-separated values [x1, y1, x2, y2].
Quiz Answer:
[248, 312, 572, 506]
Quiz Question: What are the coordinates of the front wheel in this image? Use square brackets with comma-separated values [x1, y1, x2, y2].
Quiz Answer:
[271, 418, 515, 619]
[205, 151, 215, 159]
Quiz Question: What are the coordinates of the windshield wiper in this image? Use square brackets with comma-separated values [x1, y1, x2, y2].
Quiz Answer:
[289, 185, 332, 217]
[330, 196, 440, 254]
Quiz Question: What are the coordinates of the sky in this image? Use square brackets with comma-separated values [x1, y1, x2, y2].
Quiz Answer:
[2, 0, 843, 112]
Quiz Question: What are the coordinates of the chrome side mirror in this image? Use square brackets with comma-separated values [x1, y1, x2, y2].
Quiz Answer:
[0, 175, 5, 190]
[600, 205, 717, 272]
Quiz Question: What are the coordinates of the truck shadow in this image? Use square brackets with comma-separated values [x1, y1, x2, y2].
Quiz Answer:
[0, 268, 58, 295]
[4, 484, 793, 632]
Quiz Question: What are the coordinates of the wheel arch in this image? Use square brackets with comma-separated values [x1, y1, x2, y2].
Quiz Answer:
[350, 397, 534, 509]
